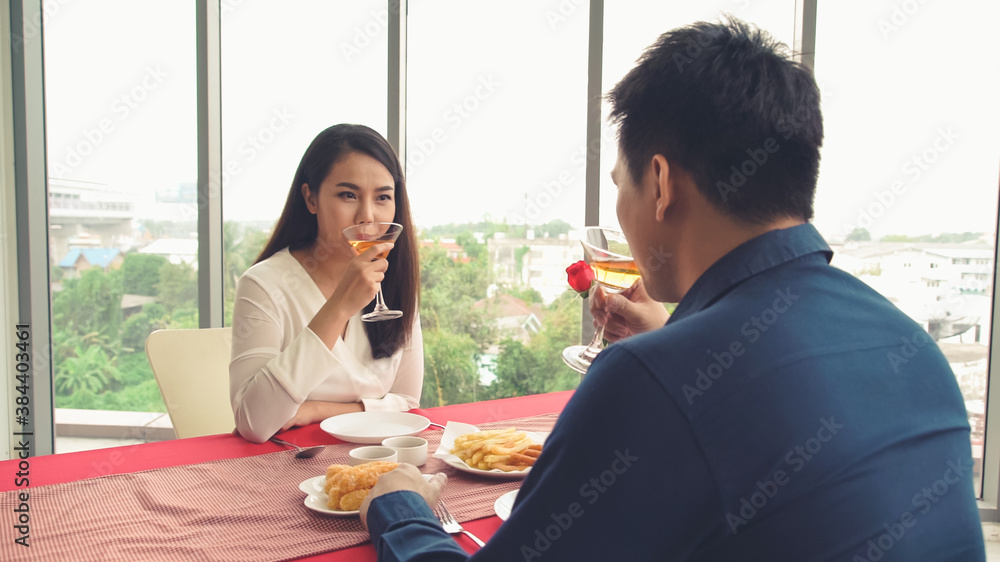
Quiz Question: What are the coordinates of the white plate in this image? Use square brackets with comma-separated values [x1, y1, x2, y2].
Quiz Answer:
[441, 456, 534, 479]
[304, 493, 360, 517]
[320, 411, 430, 444]
[303, 474, 434, 516]
[494, 489, 519, 521]
[299, 475, 326, 496]
[433, 421, 546, 479]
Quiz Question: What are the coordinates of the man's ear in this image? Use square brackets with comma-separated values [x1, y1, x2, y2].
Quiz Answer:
[650, 154, 673, 222]
[301, 183, 317, 214]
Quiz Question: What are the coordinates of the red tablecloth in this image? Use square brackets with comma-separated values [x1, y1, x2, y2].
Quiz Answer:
[0, 391, 573, 561]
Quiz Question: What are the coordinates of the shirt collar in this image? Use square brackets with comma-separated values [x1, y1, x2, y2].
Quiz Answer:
[668, 223, 833, 322]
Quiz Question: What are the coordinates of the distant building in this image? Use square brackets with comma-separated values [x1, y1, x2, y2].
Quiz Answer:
[57, 248, 123, 278]
[138, 238, 198, 266]
[420, 239, 468, 262]
[472, 293, 543, 354]
[121, 294, 158, 319]
[48, 178, 136, 260]
[487, 231, 580, 304]
[831, 241, 994, 342]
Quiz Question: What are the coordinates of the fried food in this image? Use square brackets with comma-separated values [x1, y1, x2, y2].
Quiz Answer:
[323, 461, 399, 511]
[449, 428, 542, 472]
[324, 464, 351, 494]
[326, 464, 351, 479]
[338, 489, 369, 511]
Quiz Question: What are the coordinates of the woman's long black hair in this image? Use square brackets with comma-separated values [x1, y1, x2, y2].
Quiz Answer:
[256, 124, 419, 359]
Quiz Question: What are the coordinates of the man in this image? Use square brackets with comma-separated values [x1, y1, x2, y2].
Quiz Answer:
[359, 18, 985, 561]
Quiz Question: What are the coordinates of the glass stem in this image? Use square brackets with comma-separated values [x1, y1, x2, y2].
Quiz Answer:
[580, 324, 605, 362]
[373, 284, 388, 311]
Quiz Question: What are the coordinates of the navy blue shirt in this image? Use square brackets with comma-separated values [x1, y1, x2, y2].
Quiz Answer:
[368, 224, 985, 561]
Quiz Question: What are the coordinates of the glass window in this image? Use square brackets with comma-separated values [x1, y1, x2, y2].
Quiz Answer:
[814, 1, 1000, 497]
[43, 1, 197, 451]
[221, 0, 388, 324]
[408, 0, 589, 406]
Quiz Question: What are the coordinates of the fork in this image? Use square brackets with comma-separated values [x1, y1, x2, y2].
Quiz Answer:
[434, 500, 486, 547]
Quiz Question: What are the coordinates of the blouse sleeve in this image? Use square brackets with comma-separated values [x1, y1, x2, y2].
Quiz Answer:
[229, 273, 331, 443]
[361, 314, 424, 412]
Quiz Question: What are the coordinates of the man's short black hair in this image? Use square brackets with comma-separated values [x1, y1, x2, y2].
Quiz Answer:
[608, 18, 823, 223]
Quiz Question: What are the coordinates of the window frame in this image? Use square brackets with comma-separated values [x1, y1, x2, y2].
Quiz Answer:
[6, 0, 999, 523]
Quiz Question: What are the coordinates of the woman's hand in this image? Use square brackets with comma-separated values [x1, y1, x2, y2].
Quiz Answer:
[308, 242, 393, 347]
[592, 278, 670, 342]
[328, 242, 394, 315]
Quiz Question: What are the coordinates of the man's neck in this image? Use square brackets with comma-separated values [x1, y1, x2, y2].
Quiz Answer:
[674, 215, 805, 301]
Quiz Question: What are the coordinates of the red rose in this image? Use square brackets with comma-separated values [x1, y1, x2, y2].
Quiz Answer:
[566, 260, 595, 295]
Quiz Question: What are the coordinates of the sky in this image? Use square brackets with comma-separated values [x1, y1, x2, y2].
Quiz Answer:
[41, 1, 1000, 242]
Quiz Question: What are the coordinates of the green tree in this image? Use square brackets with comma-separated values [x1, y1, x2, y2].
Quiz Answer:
[54, 345, 119, 395]
[501, 285, 543, 305]
[421, 329, 482, 407]
[536, 219, 572, 238]
[514, 246, 530, 279]
[224, 221, 271, 325]
[52, 267, 124, 340]
[121, 253, 169, 295]
[417, 241, 497, 406]
[454, 231, 485, 261]
[121, 303, 167, 351]
[156, 261, 198, 312]
[845, 228, 871, 242]
[420, 244, 493, 343]
[485, 291, 581, 399]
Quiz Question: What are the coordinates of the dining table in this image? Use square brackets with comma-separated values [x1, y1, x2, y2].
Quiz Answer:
[0, 390, 573, 561]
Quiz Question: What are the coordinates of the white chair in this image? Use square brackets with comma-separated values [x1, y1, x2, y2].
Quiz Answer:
[145, 327, 235, 439]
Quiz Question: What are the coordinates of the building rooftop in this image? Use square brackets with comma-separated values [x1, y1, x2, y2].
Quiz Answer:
[834, 241, 994, 260]
[58, 247, 121, 269]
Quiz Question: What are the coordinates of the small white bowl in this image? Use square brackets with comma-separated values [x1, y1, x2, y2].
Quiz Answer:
[348, 445, 398, 466]
[382, 436, 428, 466]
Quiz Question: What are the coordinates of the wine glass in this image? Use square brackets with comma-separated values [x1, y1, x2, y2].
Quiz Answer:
[342, 222, 404, 322]
[562, 227, 639, 374]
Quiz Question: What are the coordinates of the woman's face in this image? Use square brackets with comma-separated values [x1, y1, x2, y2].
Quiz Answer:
[302, 150, 397, 252]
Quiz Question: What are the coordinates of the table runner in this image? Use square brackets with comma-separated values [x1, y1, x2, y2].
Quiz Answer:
[0, 413, 558, 562]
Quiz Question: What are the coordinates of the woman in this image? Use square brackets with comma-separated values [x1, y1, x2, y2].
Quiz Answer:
[230, 124, 422, 443]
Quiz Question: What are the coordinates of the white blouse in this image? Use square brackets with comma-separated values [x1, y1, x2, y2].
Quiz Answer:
[229, 247, 423, 443]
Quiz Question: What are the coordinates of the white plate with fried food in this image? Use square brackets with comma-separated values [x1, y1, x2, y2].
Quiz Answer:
[303, 463, 433, 516]
[305, 493, 361, 517]
[433, 422, 546, 479]
[320, 411, 430, 444]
